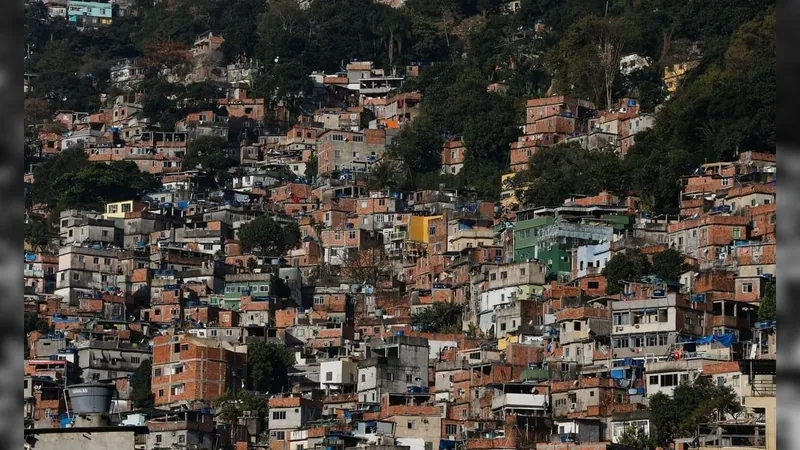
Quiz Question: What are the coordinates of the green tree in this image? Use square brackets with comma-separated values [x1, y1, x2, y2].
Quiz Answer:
[130, 359, 155, 409]
[547, 14, 640, 108]
[757, 279, 776, 322]
[237, 215, 301, 256]
[217, 389, 270, 423]
[51, 161, 161, 212]
[618, 424, 656, 450]
[518, 143, 626, 208]
[304, 155, 318, 180]
[603, 249, 652, 295]
[411, 302, 463, 333]
[24, 312, 52, 359]
[651, 249, 688, 283]
[184, 135, 232, 185]
[247, 342, 296, 394]
[25, 216, 54, 253]
[648, 377, 741, 447]
[367, 160, 402, 191]
[31, 146, 89, 208]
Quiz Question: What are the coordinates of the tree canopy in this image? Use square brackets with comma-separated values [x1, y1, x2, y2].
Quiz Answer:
[247, 341, 296, 394]
[31, 147, 161, 215]
[183, 135, 233, 185]
[602, 249, 651, 295]
[651, 249, 690, 283]
[757, 279, 776, 322]
[411, 302, 463, 333]
[237, 215, 301, 256]
[648, 376, 741, 446]
[130, 359, 155, 409]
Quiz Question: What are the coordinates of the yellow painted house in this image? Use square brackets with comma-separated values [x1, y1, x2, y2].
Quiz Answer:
[408, 215, 442, 243]
[104, 200, 138, 219]
[500, 172, 529, 209]
[663, 60, 700, 93]
[498, 334, 519, 351]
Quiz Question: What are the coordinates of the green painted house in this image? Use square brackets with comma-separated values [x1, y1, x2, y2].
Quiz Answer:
[511, 206, 633, 280]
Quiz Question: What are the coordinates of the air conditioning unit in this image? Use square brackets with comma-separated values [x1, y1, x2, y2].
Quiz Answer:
[569, 403, 577, 412]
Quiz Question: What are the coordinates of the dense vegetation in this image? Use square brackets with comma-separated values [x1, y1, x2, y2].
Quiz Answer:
[237, 215, 302, 256]
[411, 301, 463, 333]
[24, 0, 775, 208]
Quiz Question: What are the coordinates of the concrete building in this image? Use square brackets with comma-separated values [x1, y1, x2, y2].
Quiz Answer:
[268, 395, 323, 450]
[357, 335, 429, 404]
[320, 358, 359, 394]
[146, 410, 216, 450]
[611, 283, 712, 364]
[55, 245, 126, 303]
[59, 210, 121, 246]
[74, 340, 152, 382]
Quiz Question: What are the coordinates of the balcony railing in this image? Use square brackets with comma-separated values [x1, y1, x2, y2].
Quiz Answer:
[390, 231, 407, 241]
[491, 393, 548, 411]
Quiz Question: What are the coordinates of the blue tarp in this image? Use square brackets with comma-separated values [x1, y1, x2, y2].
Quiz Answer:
[440, 440, 456, 450]
[682, 333, 737, 347]
[176, 201, 190, 209]
[610, 369, 626, 379]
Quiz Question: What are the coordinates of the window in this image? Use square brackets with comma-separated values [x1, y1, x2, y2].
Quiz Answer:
[573, 321, 581, 331]
[274, 431, 285, 441]
[428, 227, 436, 236]
[171, 384, 185, 395]
[272, 411, 287, 420]
[72, 273, 80, 281]
[349, 230, 356, 240]
[649, 375, 659, 385]
[93, 257, 100, 264]
[178, 435, 186, 443]
[658, 334, 669, 346]
[742, 283, 753, 293]
[180, 344, 189, 351]
[408, 420, 417, 429]
[588, 281, 600, 289]
[104, 258, 111, 265]
[406, 374, 413, 382]
[362, 374, 366, 382]
[446, 424, 458, 435]
[660, 374, 679, 387]
[733, 227, 742, 239]
[500, 271, 507, 279]
[131, 357, 141, 364]
[156, 434, 162, 443]
[173, 365, 184, 375]
[326, 372, 333, 381]
[614, 337, 630, 349]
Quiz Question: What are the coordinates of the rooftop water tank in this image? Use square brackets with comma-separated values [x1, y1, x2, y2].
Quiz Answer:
[67, 382, 115, 414]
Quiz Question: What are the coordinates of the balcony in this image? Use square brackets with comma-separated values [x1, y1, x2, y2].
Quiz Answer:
[711, 315, 752, 330]
[24, 269, 45, 278]
[491, 393, 548, 411]
[390, 231, 407, 241]
[182, 229, 223, 239]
